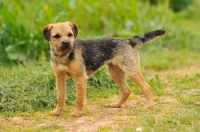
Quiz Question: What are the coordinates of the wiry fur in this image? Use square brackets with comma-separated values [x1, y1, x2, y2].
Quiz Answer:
[42, 21, 166, 117]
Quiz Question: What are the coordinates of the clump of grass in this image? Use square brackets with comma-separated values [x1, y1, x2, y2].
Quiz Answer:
[148, 75, 165, 95]
[36, 124, 65, 132]
[0, 64, 117, 112]
[0, 64, 56, 112]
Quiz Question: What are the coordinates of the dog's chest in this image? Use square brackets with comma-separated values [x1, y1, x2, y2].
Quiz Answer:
[57, 64, 69, 71]
[56, 64, 72, 76]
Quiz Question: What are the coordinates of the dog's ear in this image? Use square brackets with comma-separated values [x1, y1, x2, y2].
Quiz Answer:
[42, 24, 53, 41]
[70, 23, 78, 38]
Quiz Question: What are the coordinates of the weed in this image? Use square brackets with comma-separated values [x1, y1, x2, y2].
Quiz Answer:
[37, 124, 64, 132]
[148, 75, 165, 95]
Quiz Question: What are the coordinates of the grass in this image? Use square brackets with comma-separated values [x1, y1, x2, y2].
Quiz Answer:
[0, 56, 199, 131]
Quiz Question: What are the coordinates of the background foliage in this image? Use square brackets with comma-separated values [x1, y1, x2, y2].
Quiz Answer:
[0, 0, 199, 64]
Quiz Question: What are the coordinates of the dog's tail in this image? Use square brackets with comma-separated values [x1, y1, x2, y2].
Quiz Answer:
[128, 29, 166, 48]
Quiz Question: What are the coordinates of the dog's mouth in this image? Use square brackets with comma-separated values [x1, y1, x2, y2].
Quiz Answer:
[50, 42, 74, 58]
[59, 40, 72, 50]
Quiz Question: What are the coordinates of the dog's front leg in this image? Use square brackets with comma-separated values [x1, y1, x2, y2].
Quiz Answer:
[50, 73, 66, 116]
[70, 75, 87, 117]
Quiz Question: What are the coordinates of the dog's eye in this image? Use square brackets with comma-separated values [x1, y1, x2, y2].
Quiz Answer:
[68, 33, 73, 37]
[53, 34, 61, 39]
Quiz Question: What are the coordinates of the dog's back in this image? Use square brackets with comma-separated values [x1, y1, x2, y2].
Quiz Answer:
[75, 29, 166, 74]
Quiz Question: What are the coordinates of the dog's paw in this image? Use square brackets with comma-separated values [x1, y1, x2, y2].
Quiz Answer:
[70, 109, 82, 117]
[50, 109, 62, 116]
[110, 103, 121, 108]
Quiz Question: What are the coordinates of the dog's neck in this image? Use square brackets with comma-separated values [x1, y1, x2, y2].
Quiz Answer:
[50, 49, 74, 65]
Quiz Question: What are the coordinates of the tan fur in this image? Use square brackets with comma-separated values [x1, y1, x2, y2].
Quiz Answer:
[43, 21, 155, 117]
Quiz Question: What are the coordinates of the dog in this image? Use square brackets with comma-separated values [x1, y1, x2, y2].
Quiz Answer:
[42, 21, 165, 117]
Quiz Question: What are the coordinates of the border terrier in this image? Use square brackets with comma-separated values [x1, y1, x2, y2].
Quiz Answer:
[42, 21, 165, 117]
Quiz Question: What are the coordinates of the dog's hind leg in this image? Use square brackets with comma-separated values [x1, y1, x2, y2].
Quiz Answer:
[127, 68, 154, 108]
[107, 63, 132, 108]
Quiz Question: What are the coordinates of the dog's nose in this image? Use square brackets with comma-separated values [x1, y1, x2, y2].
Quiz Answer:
[61, 40, 70, 49]
[62, 40, 70, 45]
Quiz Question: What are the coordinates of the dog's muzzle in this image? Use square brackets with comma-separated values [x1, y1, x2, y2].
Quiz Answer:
[60, 40, 71, 50]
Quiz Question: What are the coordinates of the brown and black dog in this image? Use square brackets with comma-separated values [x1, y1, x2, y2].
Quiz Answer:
[42, 21, 165, 117]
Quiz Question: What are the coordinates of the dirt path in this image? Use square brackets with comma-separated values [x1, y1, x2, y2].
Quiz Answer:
[147, 65, 200, 78]
[4, 95, 176, 132]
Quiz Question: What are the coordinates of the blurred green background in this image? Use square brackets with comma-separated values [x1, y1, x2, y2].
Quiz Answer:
[0, 0, 199, 64]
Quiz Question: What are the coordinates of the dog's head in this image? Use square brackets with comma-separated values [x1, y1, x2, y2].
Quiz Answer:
[42, 21, 78, 56]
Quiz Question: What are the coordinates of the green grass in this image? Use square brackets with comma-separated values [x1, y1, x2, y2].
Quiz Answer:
[0, 56, 199, 131]
[0, 63, 116, 112]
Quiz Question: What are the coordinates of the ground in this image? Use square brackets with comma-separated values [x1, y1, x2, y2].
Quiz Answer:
[0, 96, 177, 132]
[0, 65, 200, 132]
